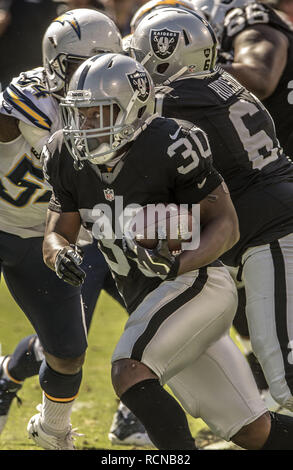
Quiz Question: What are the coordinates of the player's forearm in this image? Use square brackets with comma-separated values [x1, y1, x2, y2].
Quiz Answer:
[224, 25, 288, 100]
[177, 214, 239, 275]
[43, 210, 81, 271]
[222, 62, 273, 100]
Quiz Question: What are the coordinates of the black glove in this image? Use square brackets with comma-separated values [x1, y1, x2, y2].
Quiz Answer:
[55, 245, 86, 287]
[123, 238, 180, 281]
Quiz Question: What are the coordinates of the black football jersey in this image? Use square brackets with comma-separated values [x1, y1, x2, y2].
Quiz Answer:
[46, 116, 222, 313]
[156, 69, 293, 265]
[220, 2, 293, 156]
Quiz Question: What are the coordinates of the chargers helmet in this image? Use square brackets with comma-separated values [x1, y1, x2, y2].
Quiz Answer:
[42, 8, 123, 95]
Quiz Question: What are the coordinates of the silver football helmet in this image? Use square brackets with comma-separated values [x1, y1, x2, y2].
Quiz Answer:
[122, 33, 133, 55]
[62, 53, 155, 165]
[130, 0, 203, 32]
[130, 8, 218, 86]
[42, 8, 123, 95]
[192, 0, 254, 39]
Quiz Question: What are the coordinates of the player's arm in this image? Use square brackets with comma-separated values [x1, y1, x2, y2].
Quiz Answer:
[43, 209, 81, 269]
[43, 209, 85, 286]
[124, 125, 239, 280]
[222, 24, 288, 100]
[42, 140, 85, 287]
[177, 182, 239, 275]
[0, 113, 20, 141]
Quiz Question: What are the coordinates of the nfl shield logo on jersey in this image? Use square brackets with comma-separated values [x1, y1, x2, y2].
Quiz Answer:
[150, 28, 180, 60]
[104, 188, 115, 201]
[127, 71, 150, 103]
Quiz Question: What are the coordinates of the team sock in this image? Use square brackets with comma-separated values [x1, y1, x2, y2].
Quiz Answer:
[38, 360, 82, 435]
[7, 334, 43, 382]
[120, 378, 197, 450]
[262, 412, 293, 449]
[39, 360, 82, 400]
[40, 392, 75, 436]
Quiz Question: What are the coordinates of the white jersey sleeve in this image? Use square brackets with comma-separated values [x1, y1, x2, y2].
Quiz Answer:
[0, 67, 61, 136]
[0, 68, 61, 238]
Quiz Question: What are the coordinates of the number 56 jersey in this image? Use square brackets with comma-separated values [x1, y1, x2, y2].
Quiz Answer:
[0, 68, 60, 238]
[156, 68, 293, 266]
[220, 2, 293, 156]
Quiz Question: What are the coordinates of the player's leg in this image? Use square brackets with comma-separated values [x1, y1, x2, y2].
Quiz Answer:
[79, 241, 152, 446]
[227, 265, 269, 394]
[242, 234, 293, 411]
[1, 237, 149, 446]
[101, 268, 153, 447]
[111, 266, 237, 449]
[0, 335, 44, 436]
[0, 242, 108, 394]
[169, 333, 293, 449]
[79, 241, 112, 330]
[167, 334, 270, 449]
[0, 232, 87, 449]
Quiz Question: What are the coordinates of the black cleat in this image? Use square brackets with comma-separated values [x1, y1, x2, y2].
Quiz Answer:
[108, 402, 153, 447]
[0, 356, 22, 434]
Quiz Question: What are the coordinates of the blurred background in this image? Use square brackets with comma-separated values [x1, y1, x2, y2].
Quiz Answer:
[0, 0, 292, 90]
[0, 0, 148, 90]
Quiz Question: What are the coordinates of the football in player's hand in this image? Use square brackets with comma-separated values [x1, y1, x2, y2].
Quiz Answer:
[125, 203, 196, 252]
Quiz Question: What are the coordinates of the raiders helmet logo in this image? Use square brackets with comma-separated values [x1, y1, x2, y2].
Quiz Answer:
[127, 71, 150, 103]
[150, 28, 180, 60]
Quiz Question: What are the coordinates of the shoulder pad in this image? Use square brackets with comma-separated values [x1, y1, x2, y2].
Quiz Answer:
[0, 67, 60, 132]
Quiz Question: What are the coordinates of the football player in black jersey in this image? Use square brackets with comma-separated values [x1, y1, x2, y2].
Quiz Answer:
[188, 0, 293, 401]
[194, 0, 293, 158]
[130, 6, 293, 431]
[0, 9, 151, 449]
[43, 51, 293, 450]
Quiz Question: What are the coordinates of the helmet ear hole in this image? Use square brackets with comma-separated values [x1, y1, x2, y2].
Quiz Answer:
[183, 29, 190, 45]
[156, 63, 169, 74]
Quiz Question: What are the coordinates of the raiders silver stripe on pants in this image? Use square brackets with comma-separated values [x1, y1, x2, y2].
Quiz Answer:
[112, 266, 267, 440]
[242, 232, 293, 410]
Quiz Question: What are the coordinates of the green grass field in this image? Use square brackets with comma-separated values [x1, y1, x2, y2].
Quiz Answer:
[0, 280, 209, 451]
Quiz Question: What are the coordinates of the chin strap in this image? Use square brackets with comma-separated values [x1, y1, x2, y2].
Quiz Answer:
[162, 66, 188, 86]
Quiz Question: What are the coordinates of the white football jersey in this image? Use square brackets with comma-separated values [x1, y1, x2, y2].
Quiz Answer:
[0, 68, 61, 135]
[0, 135, 51, 237]
[0, 67, 61, 238]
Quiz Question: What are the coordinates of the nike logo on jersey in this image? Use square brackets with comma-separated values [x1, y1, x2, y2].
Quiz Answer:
[169, 127, 181, 140]
[197, 178, 206, 189]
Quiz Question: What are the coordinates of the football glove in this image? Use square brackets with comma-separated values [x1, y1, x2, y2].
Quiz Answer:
[123, 238, 180, 281]
[55, 245, 86, 287]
